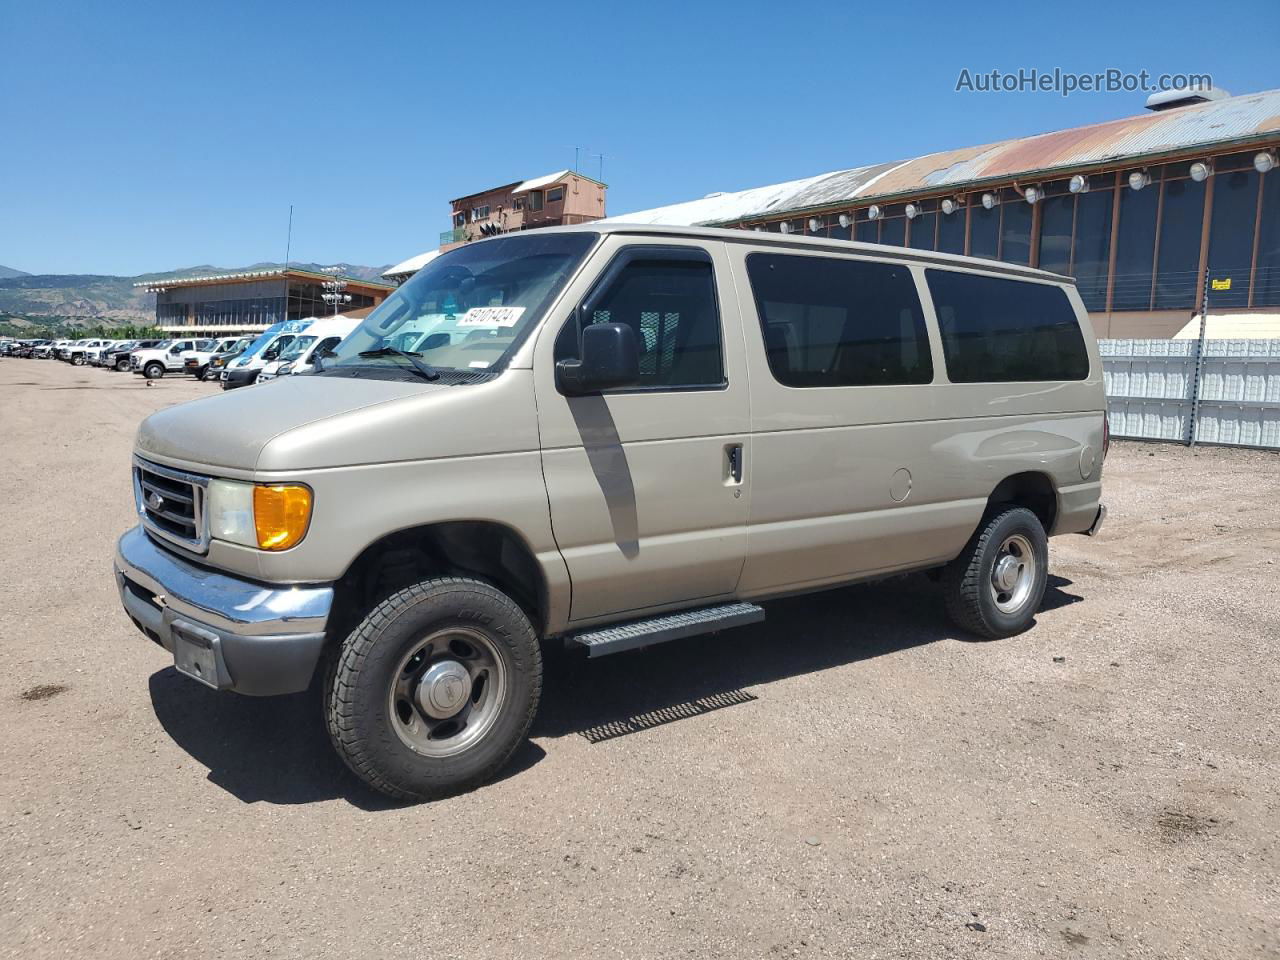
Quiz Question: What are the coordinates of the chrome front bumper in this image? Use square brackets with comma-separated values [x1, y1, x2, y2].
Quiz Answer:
[114, 525, 334, 696]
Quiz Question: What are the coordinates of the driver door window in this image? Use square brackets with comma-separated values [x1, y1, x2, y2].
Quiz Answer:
[555, 254, 725, 391]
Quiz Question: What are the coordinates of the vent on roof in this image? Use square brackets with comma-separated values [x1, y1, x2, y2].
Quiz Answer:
[1145, 85, 1231, 111]
[703, 192, 727, 199]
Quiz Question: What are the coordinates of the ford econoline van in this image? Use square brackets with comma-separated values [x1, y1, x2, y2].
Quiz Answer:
[115, 224, 1106, 800]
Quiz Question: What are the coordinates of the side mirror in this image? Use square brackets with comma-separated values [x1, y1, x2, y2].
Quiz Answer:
[262, 349, 279, 361]
[556, 322, 640, 395]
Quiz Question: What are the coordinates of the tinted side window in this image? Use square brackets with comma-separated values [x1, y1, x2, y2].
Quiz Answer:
[925, 270, 1089, 383]
[745, 253, 932, 387]
[557, 255, 724, 389]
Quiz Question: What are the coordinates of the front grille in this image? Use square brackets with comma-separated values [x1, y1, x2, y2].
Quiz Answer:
[134, 458, 209, 552]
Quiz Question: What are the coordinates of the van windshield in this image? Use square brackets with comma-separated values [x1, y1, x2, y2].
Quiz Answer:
[321, 232, 598, 380]
[278, 336, 316, 362]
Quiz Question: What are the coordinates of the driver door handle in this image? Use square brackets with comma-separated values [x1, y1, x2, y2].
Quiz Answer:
[726, 443, 744, 484]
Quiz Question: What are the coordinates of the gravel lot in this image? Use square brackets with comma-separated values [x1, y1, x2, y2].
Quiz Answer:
[1, 357, 1277, 960]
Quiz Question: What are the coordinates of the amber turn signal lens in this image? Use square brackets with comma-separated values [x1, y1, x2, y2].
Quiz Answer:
[253, 484, 312, 551]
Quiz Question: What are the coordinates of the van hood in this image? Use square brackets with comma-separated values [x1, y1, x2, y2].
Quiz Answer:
[136, 375, 436, 471]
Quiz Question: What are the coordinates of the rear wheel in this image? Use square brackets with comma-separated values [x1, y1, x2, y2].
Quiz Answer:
[943, 507, 1048, 640]
[143, 361, 164, 379]
[325, 577, 542, 801]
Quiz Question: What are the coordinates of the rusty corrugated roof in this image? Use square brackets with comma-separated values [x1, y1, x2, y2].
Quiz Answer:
[608, 89, 1280, 228]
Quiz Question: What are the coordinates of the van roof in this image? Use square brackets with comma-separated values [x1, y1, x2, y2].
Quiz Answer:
[508, 221, 1074, 284]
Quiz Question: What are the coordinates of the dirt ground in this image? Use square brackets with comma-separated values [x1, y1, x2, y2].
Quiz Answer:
[1, 357, 1277, 960]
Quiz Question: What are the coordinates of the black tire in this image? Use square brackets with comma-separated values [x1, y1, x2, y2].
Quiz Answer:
[143, 361, 164, 379]
[115, 358, 129, 371]
[71, 354, 85, 365]
[325, 577, 542, 801]
[942, 506, 1048, 640]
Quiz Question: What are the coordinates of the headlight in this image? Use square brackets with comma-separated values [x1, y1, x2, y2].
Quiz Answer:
[278, 362, 294, 375]
[207, 479, 312, 551]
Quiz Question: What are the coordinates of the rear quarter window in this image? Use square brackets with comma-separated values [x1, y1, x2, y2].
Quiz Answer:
[925, 270, 1089, 383]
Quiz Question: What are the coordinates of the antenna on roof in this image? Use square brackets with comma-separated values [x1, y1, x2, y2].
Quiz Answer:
[284, 204, 293, 271]
[570, 145, 587, 172]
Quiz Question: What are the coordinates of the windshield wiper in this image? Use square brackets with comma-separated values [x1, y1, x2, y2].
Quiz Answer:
[357, 346, 440, 381]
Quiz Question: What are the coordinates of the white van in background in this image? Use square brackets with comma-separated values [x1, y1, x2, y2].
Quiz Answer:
[221, 318, 316, 390]
[257, 315, 360, 383]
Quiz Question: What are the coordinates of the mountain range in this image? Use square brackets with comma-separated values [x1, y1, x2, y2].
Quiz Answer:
[0, 261, 390, 328]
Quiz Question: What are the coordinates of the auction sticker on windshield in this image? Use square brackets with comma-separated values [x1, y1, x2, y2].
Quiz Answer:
[457, 306, 526, 328]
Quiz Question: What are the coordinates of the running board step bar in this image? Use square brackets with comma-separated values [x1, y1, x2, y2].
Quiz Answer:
[571, 602, 765, 658]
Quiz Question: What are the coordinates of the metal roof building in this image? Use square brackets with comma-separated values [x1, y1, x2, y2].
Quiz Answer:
[612, 88, 1280, 338]
[136, 267, 395, 335]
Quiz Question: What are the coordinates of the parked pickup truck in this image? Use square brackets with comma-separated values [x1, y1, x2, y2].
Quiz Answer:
[181, 337, 250, 380]
[130, 339, 211, 379]
[115, 224, 1108, 801]
[102, 339, 163, 371]
[60, 339, 111, 364]
[201, 339, 253, 381]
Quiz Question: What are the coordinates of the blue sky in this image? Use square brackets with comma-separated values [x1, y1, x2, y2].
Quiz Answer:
[3, 0, 1277, 276]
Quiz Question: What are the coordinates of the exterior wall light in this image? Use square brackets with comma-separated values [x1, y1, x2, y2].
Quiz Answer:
[1068, 174, 1090, 194]
[1128, 170, 1151, 191]
[904, 203, 919, 219]
[867, 205, 882, 220]
[940, 198, 959, 215]
[981, 192, 998, 210]
[1255, 151, 1277, 174]
[1189, 161, 1213, 182]
[1024, 186, 1042, 204]
[779, 221, 791, 234]
[808, 217, 822, 232]
[838, 213, 851, 228]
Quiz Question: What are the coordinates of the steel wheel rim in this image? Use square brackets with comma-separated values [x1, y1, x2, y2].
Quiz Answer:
[387, 626, 508, 758]
[990, 533, 1036, 614]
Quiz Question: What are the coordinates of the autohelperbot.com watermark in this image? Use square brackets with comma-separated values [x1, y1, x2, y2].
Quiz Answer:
[955, 68, 1214, 98]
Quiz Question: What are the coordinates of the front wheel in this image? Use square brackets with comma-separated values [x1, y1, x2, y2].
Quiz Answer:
[143, 361, 164, 379]
[943, 506, 1048, 640]
[71, 354, 85, 366]
[325, 577, 542, 801]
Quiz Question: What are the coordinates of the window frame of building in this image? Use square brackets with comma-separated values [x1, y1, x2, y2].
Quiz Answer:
[937, 200, 966, 254]
[1206, 155, 1262, 308]
[1254, 169, 1280, 307]
[545, 185, 565, 204]
[1152, 163, 1207, 310]
[745, 251, 934, 389]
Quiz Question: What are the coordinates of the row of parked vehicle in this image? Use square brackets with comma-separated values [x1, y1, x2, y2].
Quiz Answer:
[0, 314, 360, 389]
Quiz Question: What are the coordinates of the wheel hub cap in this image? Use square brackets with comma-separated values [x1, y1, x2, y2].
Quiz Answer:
[993, 555, 1022, 592]
[416, 661, 471, 719]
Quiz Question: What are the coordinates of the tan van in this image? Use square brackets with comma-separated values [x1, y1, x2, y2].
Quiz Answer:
[115, 224, 1106, 799]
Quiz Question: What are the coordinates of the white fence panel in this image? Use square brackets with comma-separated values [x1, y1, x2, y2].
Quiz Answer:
[1100, 338, 1280, 450]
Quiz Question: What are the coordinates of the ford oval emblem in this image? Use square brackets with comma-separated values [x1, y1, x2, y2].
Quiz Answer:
[147, 492, 165, 511]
